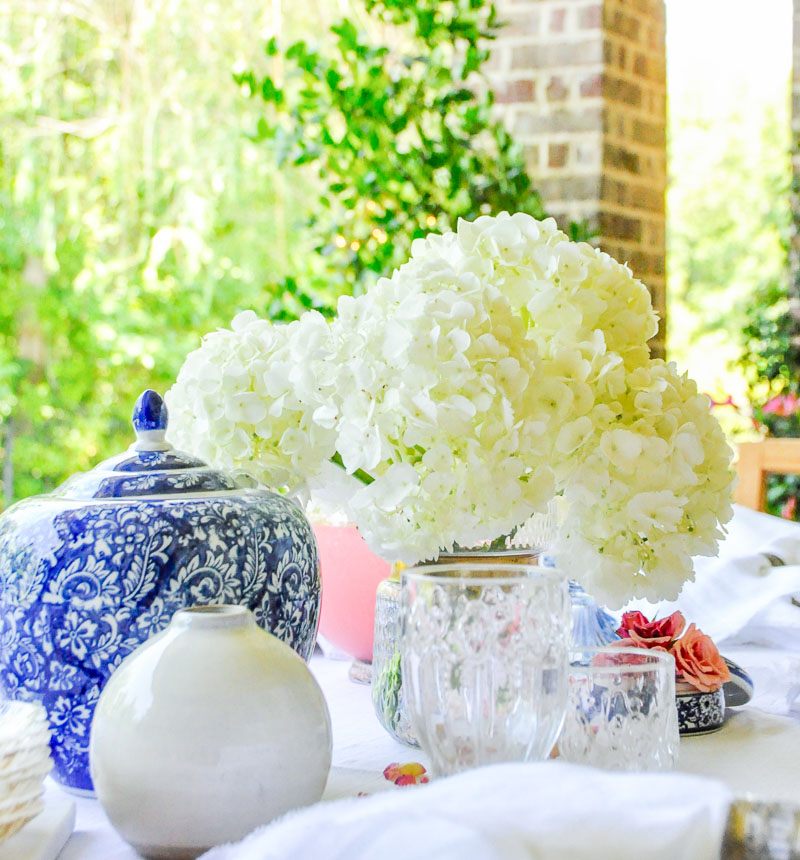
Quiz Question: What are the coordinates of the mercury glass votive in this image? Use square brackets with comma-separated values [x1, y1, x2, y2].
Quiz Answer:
[400, 563, 570, 777]
[558, 646, 680, 772]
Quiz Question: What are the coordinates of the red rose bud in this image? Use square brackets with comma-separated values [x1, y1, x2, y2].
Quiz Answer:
[616, 610, 686, 648]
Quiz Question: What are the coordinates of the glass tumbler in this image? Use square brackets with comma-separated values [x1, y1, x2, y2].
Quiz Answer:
[558, 646, 680, 771]
[400, 563, 570, 777]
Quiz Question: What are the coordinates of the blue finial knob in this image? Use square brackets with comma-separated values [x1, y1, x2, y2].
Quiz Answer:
[132, 390, 168, 434]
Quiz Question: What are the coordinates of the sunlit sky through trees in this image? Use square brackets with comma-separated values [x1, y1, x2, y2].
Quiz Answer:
[667, 0, 791, 118]
[665, 0, 792, 428]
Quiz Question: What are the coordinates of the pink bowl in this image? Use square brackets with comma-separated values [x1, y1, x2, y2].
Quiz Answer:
[314, 524, 391, 663]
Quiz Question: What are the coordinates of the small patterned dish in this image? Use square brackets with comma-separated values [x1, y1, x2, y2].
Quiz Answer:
[723, 657, 754, 708]
[676, 683, 726, 735]
[676, 656, 754, 737]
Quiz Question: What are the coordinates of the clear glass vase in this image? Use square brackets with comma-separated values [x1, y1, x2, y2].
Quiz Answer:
[372, 577, 418, 746]
[401, 563, 570, 775]
[370, 501, 617, 745]
[371, 573, 618, 745]
[372, 554, 549, 748]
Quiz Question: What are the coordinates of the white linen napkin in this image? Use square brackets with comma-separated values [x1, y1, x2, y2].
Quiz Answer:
[201, 762, 732, 860]
[625, 505, 800, 646]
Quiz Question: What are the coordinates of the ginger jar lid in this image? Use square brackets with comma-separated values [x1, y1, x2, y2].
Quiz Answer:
[55, 390, 245, 500]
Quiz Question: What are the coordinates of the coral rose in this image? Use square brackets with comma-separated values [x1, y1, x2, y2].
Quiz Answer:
[671, 623, 731, 692]
[616, 610, 685, 649]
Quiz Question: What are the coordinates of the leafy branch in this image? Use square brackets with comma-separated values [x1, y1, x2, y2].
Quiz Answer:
[235, 0, 546, 310]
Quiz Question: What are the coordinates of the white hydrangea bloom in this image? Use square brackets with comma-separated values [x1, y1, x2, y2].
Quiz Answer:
[392, 212, 733, 605]
[166, 213, 735, 607]
[558, 361, 734, 607]
[319, 255, 558, 565]
[165, 310, 340, 490]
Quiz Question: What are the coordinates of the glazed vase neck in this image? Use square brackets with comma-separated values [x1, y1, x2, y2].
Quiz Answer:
[170, 605, 255, 632]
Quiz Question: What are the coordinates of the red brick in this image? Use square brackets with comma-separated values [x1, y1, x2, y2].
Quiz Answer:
[491, 0, 667, 357]
[601, 177, 628, 205]
[603, 143, 640, 174]
[626, 249, 665, 277]
[646, 89, 666, 116]
[628, 185, 663, 212]
[511, 40, 603, 69]
[514, 107, 603, 135]
[603, 109, 630, 138]
[515, 78, 537, 101]
[579, 73, 602, 98]
[494, 78, 536, 104]
[536, 175, 601, 202]
[548, 142, 569, 167]
[546, 75, 569, 101]
[644, 220, 665, 247]
[649, 57, 666, 84]
[599, 212, 642, 242]
[608, 10, 641, 40]
[605, 75, 642, 107]
[579, 4, 602, 29]
[550, 8, 567, 32]
[632, 118, 664, 147]
[631, 0, 662, 15]
[505, 12, 540, 37]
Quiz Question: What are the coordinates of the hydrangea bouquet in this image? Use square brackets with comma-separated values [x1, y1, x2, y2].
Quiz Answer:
[166, 213, 734, 608]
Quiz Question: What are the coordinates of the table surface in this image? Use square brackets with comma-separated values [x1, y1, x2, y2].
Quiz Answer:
[40, 644, 800, 859]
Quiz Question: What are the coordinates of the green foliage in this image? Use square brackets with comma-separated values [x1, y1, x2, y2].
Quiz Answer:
[0, 0, 307, 504]
[737, 135, 800, 520]
[668, 102, 791, 423]
[1, 0, 548, 505]
[739, 160, 800, 410]
[236, 0, 545, 307]
[373, 648, 404, 734]
[740, 272, 800, 401]
[668, 89, 795, 517]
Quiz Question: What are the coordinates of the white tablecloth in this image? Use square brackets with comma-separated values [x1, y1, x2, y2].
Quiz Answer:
[42, 647, 800, 859]
[24, 504, 800, 856]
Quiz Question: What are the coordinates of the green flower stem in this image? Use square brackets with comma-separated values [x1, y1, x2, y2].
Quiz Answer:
[330, 451, 375, 487]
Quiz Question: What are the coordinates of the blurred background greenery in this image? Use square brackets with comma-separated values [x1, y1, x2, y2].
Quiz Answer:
[1, 0, 297, 502]
[1, 0, 799, 512]
[0, 0, 551, 504]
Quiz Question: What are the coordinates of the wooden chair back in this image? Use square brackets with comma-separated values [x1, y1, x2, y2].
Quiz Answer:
[734, 438, 800, 511]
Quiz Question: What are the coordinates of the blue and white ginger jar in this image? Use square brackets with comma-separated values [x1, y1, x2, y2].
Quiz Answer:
[0, 390, 321, 793]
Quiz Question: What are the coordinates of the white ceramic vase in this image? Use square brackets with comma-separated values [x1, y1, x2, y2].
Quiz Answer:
[89, 605, 332, 859]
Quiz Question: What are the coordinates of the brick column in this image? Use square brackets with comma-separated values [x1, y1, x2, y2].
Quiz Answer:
[488, 0, 667, 356]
